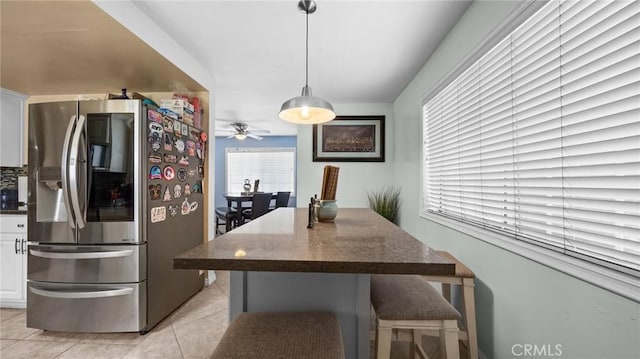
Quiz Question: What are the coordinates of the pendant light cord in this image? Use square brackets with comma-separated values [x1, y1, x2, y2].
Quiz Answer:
[305, 7, 309, 87]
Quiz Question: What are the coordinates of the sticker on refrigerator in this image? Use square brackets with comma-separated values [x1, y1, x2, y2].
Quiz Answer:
[178, 155, 190, 167]
[164, 154, 177, 164]
[177, 168, 188, 182]
[196, 143, 204, 160]
[149, 166, 163, 180]
[148, 154, 162, 164]
[181, 199, 198, 215]
[181, 123, 189, 137]
[168, 205, 179, 218]
[173, 184, 182, 199]
[173, 120, 182, 135]
[164, 133, 173, 151]
[151, 206, 166, 223]
[163, 117, 174, 133]
[174, 139, 185, 153]
[184, 183, 191, 195]
[163, 166, 175, 181]
[192, 181, 202, 193]
[188, 168, 197, 178]
[149, 121, 163, 135]
[148, 109, 162, 123]
[148, 133, 161, 152]
[189, 128, 200, 141]
[186, 141, 196, 157]
[163, 186, 172, 202]
[149, 184, 162, 200]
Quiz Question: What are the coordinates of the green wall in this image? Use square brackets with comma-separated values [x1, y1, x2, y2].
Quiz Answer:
[391, 1, 640, 358]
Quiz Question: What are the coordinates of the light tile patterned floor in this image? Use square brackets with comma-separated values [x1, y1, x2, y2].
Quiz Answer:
[0, 271, 465, 359]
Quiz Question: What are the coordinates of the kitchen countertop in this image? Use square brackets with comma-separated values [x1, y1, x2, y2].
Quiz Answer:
[174, 207, 454, 275]
[0, 209, 27, 215]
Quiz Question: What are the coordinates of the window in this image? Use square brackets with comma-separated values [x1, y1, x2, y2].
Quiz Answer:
[422, 0, 639, 295]
[226, 147, 296, 196]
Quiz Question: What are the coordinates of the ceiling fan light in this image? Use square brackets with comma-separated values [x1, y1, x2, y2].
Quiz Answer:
[279, 85, 335, 124]
[234, 133, 248, 140]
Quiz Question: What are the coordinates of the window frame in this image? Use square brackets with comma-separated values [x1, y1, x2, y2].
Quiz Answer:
[419, 0, 640, 302]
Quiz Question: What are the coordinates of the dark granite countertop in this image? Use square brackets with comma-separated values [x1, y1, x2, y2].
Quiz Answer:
[0, 209, 27, 215]
[174, 208, 454, 275]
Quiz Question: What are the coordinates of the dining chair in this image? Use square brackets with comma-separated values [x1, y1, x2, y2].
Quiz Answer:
[215, 207, 238, 234]
[241, 192, 273, 225]
[270, 191, 291, 211]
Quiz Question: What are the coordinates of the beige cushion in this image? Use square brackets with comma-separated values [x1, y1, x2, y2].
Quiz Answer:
[211, 311, 345, 359]
[371, 274, 461, 321]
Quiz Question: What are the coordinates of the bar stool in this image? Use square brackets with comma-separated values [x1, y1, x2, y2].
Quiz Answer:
[371, 274, 461, 359]
[211, 311, 345, 359]
[423, 251, 477, 359]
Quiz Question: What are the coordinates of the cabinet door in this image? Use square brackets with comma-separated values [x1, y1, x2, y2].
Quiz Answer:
[0, 88, 27, 167]
[0, 233, 26, 306]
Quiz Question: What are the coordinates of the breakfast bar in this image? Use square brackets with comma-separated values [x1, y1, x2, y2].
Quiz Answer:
[174, 208, 455, 359]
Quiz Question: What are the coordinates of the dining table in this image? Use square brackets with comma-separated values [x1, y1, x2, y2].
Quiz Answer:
[223, 192, 276, 227]
[174, 207, 454, 359]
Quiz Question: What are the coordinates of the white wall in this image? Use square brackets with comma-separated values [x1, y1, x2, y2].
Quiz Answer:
[393, 1, 640, 358]
[296, 103, 394, 208]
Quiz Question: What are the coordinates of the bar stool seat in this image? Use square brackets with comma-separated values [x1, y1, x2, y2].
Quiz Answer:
[211, 311, 345, 359]
[371, 274, 461, 359]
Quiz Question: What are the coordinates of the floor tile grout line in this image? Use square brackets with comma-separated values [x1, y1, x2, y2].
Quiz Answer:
[169, 321, 186, 359]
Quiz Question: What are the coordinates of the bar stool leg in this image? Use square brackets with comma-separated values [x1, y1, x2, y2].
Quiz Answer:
[463, 278, 478, 359]
[441, 320, 460, 359]
[376, 322, 393, 359]
[411, 329, 421, 359]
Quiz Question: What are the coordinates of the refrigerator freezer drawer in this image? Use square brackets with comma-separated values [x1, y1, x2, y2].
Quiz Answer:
[28, 244, 146, 283]
[27, 281, 146, 333]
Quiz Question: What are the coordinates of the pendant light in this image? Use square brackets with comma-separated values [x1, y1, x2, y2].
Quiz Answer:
[279, 0, 335, 124]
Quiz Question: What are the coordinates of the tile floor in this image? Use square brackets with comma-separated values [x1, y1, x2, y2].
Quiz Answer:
[0, 271, 466, 359]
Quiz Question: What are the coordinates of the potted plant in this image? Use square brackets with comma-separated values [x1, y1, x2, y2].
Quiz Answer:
[367, 186, 401, 224]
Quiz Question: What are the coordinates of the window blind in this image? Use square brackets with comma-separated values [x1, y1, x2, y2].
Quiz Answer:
[422, 0, 639, 273]
[226, 148, 296, 195]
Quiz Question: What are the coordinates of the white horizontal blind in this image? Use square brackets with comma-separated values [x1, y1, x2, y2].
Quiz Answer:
[422, 0, 640, 273]
[226, 148, 295, 195]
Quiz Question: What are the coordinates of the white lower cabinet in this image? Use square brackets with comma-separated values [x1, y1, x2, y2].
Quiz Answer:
[0, 215, 27, 308]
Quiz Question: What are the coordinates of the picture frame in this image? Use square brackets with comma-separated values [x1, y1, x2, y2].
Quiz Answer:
[312, 115, 385, 162]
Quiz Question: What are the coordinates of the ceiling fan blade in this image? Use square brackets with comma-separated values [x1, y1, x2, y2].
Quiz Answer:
[226, 134, 236, 139]
[215, 129, 236, 133]
[250, 129, 271, 134]
[247, 133, 263, 140]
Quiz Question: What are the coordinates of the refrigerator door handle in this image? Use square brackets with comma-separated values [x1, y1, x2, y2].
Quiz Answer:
[61, 114, 77, 229]
[30, 286, 134, 299]
[68, 114, 86, 229]
[29, 248, 134, 259]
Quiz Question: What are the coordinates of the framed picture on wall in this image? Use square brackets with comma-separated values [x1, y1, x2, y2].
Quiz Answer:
[312, 115, 385, 162]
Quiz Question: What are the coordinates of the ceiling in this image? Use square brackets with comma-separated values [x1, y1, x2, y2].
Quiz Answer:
[0, 0, 471, 136]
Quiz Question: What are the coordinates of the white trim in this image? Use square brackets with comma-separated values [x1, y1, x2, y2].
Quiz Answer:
[420, 211, 640, 303]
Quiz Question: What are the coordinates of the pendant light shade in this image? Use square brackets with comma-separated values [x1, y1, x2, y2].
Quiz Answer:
[279, 0, 335, 125]
[279, 85, 335, 124]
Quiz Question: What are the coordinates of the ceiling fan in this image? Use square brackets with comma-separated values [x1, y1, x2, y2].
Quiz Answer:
[215, 121, 271, 140]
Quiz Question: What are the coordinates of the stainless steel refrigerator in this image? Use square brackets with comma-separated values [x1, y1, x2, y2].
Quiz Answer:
[26, 100, 204, 333]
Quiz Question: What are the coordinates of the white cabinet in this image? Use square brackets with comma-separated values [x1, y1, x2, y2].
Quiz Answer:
[0, 88, 28, 167]
[0, 215, 27, 308]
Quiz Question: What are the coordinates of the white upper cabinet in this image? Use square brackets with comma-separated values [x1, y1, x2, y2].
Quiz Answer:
[0, 88, 28, 167]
